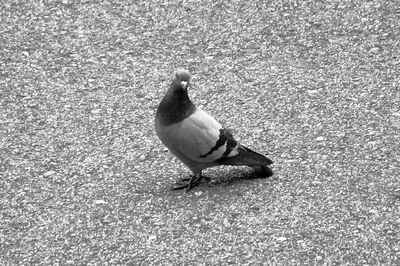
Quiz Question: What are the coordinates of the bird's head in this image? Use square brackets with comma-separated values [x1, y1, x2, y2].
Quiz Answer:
[174, 69, 191, 90]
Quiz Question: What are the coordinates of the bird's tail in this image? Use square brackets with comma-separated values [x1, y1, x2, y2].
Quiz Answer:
[217, 145, 273, 177]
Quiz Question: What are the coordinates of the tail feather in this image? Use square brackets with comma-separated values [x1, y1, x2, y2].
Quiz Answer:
[252, 164, 274, 177]
[216, 145, 273, 166]
[216, 145, 273, 177]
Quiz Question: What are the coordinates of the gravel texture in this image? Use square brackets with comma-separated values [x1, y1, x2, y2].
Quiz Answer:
[1, 0, 400, 265]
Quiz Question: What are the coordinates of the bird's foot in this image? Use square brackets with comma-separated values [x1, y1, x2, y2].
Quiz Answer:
[172, 177, 191, 190]
[186, 174, 203, 192]
[172, 175, 204, 192]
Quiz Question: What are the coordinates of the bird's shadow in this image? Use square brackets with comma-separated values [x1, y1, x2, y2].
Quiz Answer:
[176, 167, 272, 190]
[211, 170, 266, 186]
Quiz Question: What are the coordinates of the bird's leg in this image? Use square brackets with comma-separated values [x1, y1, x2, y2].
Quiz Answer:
[186, 171, 202, 192]
[177, 175, 210, 182]
[172, 171, 203, 191]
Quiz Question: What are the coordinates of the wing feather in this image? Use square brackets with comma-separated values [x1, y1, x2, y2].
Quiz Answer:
[156, 109, 238, 163]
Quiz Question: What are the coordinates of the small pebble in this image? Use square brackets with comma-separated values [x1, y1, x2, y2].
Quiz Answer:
[369, 47, 379, 53]
[43, 171, 56, 177]
[91, 109, 101, 114]
[94, 199, 107, 205]
[307, 90, 319, 95]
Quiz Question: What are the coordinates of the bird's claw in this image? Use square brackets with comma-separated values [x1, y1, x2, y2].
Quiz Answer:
[172, 175, 203, 192]
[171, 180, 190, 190]
[186, 175, 202, 192]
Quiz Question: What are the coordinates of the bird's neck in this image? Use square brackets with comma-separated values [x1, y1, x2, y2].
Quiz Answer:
[156, 90, 196, 125]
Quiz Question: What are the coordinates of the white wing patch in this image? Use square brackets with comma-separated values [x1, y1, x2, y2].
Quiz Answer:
[226, 143, 239, 157]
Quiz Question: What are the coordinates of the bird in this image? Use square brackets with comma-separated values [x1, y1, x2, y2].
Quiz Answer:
[155, 69, 273, 191]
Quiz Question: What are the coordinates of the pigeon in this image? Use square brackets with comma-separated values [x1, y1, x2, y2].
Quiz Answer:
[155, 69, 273, 191]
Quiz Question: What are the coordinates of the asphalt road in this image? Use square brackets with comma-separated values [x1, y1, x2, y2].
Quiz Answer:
[1, 1, 399, 264]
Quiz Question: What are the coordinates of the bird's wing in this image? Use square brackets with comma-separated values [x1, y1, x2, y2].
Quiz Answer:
[156, 108, 239, 163]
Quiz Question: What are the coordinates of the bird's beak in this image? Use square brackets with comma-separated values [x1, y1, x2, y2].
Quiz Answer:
[181, 81, 188, 89]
